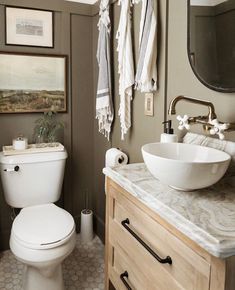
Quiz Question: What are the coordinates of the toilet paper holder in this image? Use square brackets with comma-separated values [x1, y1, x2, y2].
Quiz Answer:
[117, 148, 125, 164]
[105, 147, 128, 167]
[118, 155, 125, 163]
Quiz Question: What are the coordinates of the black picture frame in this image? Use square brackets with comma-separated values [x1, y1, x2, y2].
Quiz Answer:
[5, 6, 54, 48]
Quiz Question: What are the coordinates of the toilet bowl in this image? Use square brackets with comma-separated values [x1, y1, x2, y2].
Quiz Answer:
[10, 203, 76, 290]
[0, 149, 75, 290]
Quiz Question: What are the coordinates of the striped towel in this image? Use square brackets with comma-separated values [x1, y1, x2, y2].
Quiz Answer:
[96, 0, 113, 141]
[183, 132, 235, 162]
[116, 0, 135, 140]
[183, 132, 235, 177]
[135, 0, 158, 92]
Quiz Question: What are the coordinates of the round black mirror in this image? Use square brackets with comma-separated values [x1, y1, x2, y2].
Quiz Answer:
[188, 0, 235, 92]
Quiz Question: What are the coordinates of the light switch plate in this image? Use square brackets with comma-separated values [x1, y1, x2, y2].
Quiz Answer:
[144, 93, 154, 116]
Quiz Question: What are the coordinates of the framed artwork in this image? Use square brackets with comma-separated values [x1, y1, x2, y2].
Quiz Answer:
[0, 52, 67, 113]
[5, 6, 54, 48]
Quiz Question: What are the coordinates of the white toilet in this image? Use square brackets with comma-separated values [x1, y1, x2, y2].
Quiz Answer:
[0, 150, 76, 290]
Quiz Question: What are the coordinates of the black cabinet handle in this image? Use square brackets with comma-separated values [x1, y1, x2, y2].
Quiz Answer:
[121, 218, 172, 265]
[120, 271, 132, 290]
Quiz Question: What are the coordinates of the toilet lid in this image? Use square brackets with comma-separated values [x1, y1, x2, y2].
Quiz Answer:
[12, 204, 75, 249]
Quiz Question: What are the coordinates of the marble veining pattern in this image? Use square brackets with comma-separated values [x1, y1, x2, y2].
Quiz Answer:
[103, 163, 235, 258]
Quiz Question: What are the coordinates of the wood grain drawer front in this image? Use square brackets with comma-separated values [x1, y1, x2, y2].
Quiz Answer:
[109, 186, 211, 290]
[110, 246, 149, 290]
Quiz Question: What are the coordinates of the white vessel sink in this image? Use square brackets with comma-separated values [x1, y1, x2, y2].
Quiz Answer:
[142, 143, 231, 191]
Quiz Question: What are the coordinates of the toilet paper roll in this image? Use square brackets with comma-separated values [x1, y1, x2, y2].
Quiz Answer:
[13, 137, 28, 150]
[80, 209, 94, 243]
[105, 148, 128, 167]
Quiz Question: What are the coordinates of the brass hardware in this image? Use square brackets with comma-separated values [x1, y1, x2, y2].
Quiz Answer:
[168, 95, 217, 122]
[168, 96, 235, 136]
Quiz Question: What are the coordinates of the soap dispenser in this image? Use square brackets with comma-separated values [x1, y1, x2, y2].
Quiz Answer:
[160, 120, 178, 143]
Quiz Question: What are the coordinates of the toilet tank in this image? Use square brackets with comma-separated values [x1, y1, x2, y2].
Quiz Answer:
[0, 150, 67, 208]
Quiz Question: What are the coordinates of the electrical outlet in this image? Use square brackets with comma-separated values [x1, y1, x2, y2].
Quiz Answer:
[144, 93, 154, 116]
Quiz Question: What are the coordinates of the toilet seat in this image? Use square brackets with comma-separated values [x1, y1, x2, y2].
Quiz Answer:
[11, 203, 75, 250]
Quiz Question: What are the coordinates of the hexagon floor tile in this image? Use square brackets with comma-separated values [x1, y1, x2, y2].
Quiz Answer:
[0, 235, 105, 290]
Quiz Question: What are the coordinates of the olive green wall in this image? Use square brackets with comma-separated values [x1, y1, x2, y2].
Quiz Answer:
[0, 0, 95, 250]
[167, 0, 235, 141]
[110, 0, 167, 162]
[92, 0, 168, 239]
[92, 12, 110, 241]
[92, 0, 235, 240]
[107, 0, 235, 159]
[0, 0, 235, 250]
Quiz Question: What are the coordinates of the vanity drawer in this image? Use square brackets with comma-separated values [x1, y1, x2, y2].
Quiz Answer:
[110, 233, 183, 290]
[108, 183, 211, 290]
[110, 246, 149, 290]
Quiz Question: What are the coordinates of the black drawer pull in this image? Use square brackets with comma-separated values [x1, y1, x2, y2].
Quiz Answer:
[120, 271, 132, 290]
[121, 218, 172, 265]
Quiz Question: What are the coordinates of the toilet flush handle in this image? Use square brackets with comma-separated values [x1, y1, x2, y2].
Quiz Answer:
[4, 166, 20, 172]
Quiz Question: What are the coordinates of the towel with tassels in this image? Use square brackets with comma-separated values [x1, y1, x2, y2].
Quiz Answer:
[183, 132, 235, 162]
[183, 132, 235, 177]
[116, 0, 135, 140]
[135, 0, 158, 92]
[96, 0, 113, 141]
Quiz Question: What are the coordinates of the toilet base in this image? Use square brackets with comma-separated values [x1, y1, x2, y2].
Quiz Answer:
[22, 263, 64, 290]
[10, 224, 76, 290]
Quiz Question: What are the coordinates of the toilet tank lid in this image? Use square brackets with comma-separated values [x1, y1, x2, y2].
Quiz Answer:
[12, 204, 75, 249]
[0, 150, 67, 164]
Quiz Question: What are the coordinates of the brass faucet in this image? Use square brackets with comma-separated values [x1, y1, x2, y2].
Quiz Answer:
[168, 95, 235, 139]
[168, 95, 217, 123]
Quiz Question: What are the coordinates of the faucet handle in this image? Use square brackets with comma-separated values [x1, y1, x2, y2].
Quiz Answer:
[209, 119, 229, 140]
[177, 115, 190, 130]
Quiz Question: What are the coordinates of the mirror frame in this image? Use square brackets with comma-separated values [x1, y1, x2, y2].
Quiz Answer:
[187, 0, 235, 93]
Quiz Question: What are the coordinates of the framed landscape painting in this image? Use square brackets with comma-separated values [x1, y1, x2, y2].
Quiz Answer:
[0, 52, 67, 113]
[5, 6, 54, 48]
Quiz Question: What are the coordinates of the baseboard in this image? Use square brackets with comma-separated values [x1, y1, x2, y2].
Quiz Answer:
[74, 213, 81, 233]
[93, 214, 105, 244]
[0, 229, 10, 251]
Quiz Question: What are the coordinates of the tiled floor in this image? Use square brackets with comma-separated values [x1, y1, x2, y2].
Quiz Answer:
[0, 235, 105, 290]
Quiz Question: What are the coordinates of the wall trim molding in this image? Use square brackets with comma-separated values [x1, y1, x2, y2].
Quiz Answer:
[164, 0, 169, 123]
[0, 229, 11, 251]
[94, 214, 105, 243]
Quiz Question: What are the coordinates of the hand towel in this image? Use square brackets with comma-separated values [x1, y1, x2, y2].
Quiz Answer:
[183, 133, 235, 178]
[96, 0, 113, 141]
[116, 0, 135, 140]
[135, 0, 158, 92]
[183, 132, 235, 162]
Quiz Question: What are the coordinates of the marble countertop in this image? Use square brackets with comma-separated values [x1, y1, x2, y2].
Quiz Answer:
[103, 163, 235, 258]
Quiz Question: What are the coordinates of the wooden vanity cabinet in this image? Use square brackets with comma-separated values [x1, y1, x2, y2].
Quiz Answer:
[105, 177, 235, 290]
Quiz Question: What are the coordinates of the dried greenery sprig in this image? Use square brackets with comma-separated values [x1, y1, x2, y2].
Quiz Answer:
[33, 111, 64, 143]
